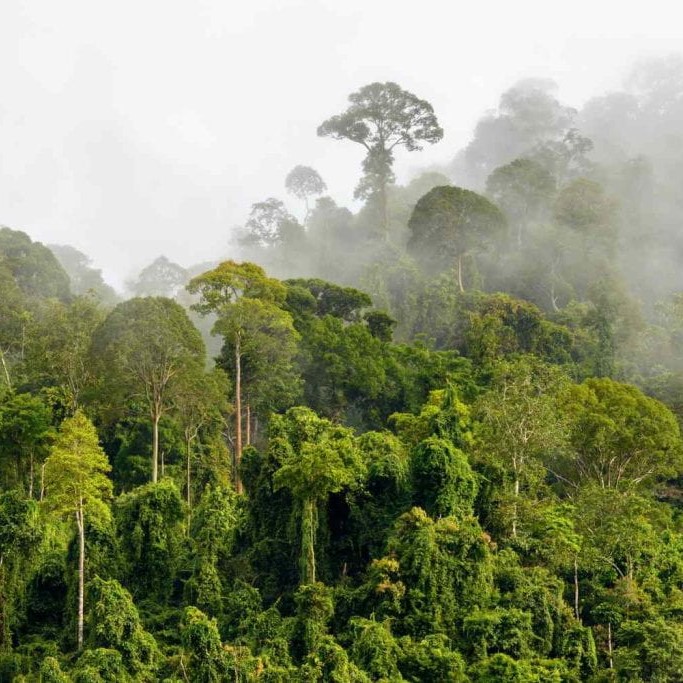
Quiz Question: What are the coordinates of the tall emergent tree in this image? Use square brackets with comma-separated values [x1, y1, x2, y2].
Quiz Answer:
[188, 261, 297, 494]
[408, 186, 506, 291]
[43, 411, 112, 650]
[318, 82, 443, 239]
[285, 166, 327, 222]
[91, 297, 205, 483]
[240, 198, 302, 249]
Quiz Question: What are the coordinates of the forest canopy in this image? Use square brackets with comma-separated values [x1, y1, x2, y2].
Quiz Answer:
[4, 60, 683, 680]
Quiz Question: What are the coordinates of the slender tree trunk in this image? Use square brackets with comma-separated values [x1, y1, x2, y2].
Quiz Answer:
[40, 463, 45, 502]
[0, 349, 11, 390]
[511, 475, 520, 538]
[607, 621, 613, 669]
[186, 435, 192, 510]
[77, 503, 85, 650]
[152, 410, 160, 483]
[301, 498, 316, 584]
[457, 254, 464, 293]
[245, 404, 251, 446]
[234, 334, 243, 495]
[28, 452, 34, 499]
[574, 556, 580, 620]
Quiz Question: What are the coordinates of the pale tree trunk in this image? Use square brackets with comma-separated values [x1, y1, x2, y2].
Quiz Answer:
[511, 472, 520, 538]
[76, 503, 85, 650]
[152, 409, 161, 483]
[0, 349, 11, 390]
[186, 435, 192, 510]
[234, 334, 243, 495]
[28, 452, 34, 499]
[40, 463, 45, 502]
[607, 621, 613, 669]
[457, 254, 464, 293]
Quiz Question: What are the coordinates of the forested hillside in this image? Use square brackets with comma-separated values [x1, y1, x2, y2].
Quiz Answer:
[4, 65, 683, 681]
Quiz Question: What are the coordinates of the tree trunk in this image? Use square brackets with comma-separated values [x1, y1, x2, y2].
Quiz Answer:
[40, 463, 45, 502]
[77, 503, 85, 650]
[28, 452, 34, 499]
[0, 348, 11, 390]
[607, 621, 613, 669]
[511, 475, 520, 538]
[152, 410, 160, 483]
[457, 254, 464, 293]
[186, 435, 192, 510]
[234, 334, 243, 495]
[301, 498, 316, 584]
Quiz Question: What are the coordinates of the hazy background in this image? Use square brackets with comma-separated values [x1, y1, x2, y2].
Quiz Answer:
[2, 0, 682, 286]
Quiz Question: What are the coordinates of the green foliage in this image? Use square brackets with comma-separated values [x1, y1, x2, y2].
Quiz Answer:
[72, 648, 127, 683]
[180, 606, 229, 682]
[348, 431, 411, 565]
[49, 244, 118, 305]
[385, 507, 493, 638]
[486, 158, 556, 247]
[0, 492, 42, 651]
[614, 618, 683, 681]
[292, 582, 335, 658]
[86, 577, 160, 678]
[0, 227, 71, 302]
[318, 82, 442, 239]
[0, 393, 53, 495]
[408, 186, 506, 289]
[43, 411, 112, 519]
[272, 408, 363, 584]
[184, 486, 238, 616]
[411, 437, 478, 519]
[23, 295, 105, 413]
[127, 256, 188, 299]
[187, 261, 286, 314]
[348, 617, 402, 680]
[7, 83, 683, 681]
[39, 655, 71, 682]
[399, 634, 469, 682]
[285, 279, 372, 322]
[474, 357, 569, 539]
[559, 377, 683, 490]
[90, 296, 205, 482]
[115, 479, 184, 601]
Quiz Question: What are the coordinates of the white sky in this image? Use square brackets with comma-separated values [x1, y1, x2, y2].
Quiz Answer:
[1, 0, 682, 286]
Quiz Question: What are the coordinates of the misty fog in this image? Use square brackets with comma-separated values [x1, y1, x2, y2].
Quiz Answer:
[2, 0, 682, 286]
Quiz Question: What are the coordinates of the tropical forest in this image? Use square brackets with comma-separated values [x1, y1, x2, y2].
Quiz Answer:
[4, 60, 683, 682]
